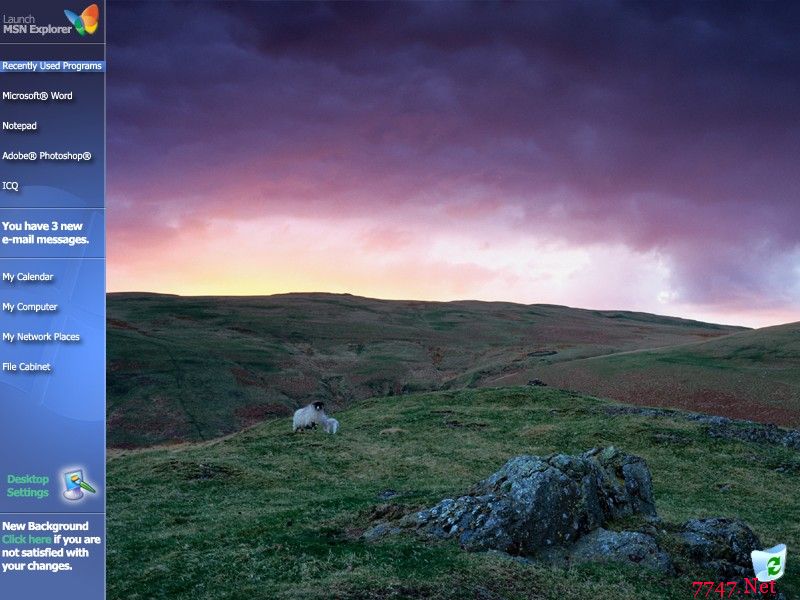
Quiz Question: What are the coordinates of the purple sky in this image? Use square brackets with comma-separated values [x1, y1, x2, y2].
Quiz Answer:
[107, 2, 800, 327]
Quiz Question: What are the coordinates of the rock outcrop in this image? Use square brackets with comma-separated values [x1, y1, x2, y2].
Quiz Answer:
[365, 447, 775, 587]
[366, 447, 655, 555]
[407, 447, 655, 554]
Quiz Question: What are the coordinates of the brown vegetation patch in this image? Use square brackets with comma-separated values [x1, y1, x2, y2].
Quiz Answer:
[527, 349, 557, 357]
[228, 325, 258, 335]
[234, 403, 292, 426]
[368, 503, 414, 522]
[107, 395, 193, 446]
[428, 346, 445, 367]
[231, 367, 264, 387]
[108, 359, 143, 372]
[108, 318, 144, 333]
[272, 374, 317, 397]
[520, 423, 557, 437]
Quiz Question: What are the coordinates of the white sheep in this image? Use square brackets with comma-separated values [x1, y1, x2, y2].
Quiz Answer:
[292, 401, 328, 432]
[323, 417, 339, 434]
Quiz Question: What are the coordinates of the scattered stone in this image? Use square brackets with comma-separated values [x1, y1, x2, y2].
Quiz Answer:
[774, 462, 800, 474]
[527, 378, 548, 386]
[676, 518, 761, 578]
[362, 521, 402, 542]
[568, 528, 672, 572]
[708, 422, 800, 450]
[604, 406, 800, 451]
[377, 489, 401, 500]
[379, 427, 407, 435]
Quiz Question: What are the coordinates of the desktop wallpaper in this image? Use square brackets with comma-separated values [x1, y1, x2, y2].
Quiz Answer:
[104, 3, 800, 600]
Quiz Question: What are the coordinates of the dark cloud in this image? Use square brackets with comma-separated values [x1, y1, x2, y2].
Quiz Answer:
[107, 1, 800, 311]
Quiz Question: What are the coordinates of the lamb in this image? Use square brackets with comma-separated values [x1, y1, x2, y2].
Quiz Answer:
[292, 401, 327, 432]
[323, 417, 339, 434]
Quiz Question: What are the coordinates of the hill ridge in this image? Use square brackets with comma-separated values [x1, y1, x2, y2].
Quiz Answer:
[107, 292, 750, 447]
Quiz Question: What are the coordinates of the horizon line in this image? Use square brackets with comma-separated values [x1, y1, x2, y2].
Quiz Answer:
[103, 289, 787, 330]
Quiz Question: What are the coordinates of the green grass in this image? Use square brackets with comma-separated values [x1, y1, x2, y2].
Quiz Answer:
[108, 387, 799, 599]
[107, 292, 744, 447]
[515, 322, 800, 427]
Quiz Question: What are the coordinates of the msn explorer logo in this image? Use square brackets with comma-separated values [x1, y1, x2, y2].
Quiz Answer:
[64, 3, 99, 36]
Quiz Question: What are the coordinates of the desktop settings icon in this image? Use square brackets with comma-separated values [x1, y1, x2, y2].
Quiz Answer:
[62, 469, 98, 502]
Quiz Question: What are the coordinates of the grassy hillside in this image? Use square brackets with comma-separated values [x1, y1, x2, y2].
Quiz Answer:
[107, 292, 743, 447]
[494, 323, 800, 427]
[107, 387, 800, 600]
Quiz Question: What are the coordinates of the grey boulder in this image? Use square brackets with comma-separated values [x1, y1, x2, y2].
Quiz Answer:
[676, 517, 762, 578]
[388, 447, 656, 555]
[568, 528, 673, 572]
